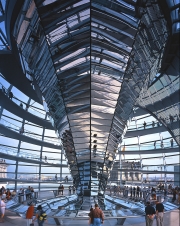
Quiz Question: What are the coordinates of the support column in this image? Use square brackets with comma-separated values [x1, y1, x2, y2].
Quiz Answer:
[60, 147, 63, 180]
[163, 154, 167, 188]
[39, 118, 46, 191]
[138, 136, 143, 189]
[118, 144, 122, 186]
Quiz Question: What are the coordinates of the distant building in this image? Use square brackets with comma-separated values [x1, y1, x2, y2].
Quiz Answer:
[109, 161, 141, 183]
[174, 165, 180, 186]
[0, 159, 7, 178]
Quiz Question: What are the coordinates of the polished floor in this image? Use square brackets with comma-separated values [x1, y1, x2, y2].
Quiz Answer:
[1, 209, 179, 226]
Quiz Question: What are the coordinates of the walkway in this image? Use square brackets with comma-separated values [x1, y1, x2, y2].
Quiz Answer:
[117, 168, 178, 174]
[0, 90, 53, 129]
[125, 121, 178, 137]
[0, 151, 65, 166]
[0, 124, 61, 150]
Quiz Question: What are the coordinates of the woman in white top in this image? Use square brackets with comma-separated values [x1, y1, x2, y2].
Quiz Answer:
[0, 198, 6, 222]
[1, 191, 6, 201]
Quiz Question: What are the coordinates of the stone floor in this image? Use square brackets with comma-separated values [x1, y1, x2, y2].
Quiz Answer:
[0, 209, 179, 226]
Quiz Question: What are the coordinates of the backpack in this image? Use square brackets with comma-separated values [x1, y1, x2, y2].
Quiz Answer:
[38, 210, 47, 221]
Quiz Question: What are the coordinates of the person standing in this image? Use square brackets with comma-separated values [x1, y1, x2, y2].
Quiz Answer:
[88, 207, 94, 226]
[65, 176, 68, 183]
[26, 202, 34, 226]
[58, 184, 62, 195]
[152, 121, 155, 128]
[170, 139, 173, 147]
[143, 121, 147, 129]
[19, 126, 24, 134]
[0, 198, 6, 222]
[61, 185, 64, 195]
[133, 187, 136, 197]
[9, 91, 13, 99]
[154, 141, 156, 149]
[137, 186, 140, 198]
[73, 185, 76, 194]
[156, 200, 164, 226]
[145, 201, 155, 226]
[89, 204, 104, 226]
[69, 186, 72, 195]
[55, 174, 57, 181]
[130, 186, 132, 198]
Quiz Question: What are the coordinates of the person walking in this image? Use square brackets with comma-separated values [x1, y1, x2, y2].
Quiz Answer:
[32, 205, 47, 226]
[26, 202, 34, 226]
[145, 201, 155, 226]
[156, 200, 164, 226]
[89, 203, 104, 226]
[0, 198, 6, 222]
[143, 121, 147, 129]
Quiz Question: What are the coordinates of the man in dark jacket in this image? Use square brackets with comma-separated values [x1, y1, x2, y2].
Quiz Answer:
[145, 201, 155, 226]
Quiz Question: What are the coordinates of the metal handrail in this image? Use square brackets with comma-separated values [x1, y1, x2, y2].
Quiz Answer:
[46, 209, 179, 219]
[0, 118, 60, 145]
[0, 145, 62, 164]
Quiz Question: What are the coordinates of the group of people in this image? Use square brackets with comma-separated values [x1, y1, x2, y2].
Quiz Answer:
[24, 186, 35, 200]
[170, 185, 180, 204]
[0, 187, 16, 222]
[68, 185, 76, 195]
[142, 114, 179, 131]
[18, 186, 34, 199]
[109, 184, 179, 204]
[58, 184, 76, 195]
[110, 185, 150, 199]
[26, 203, 47, 226]
[0, 187, 14, 201]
